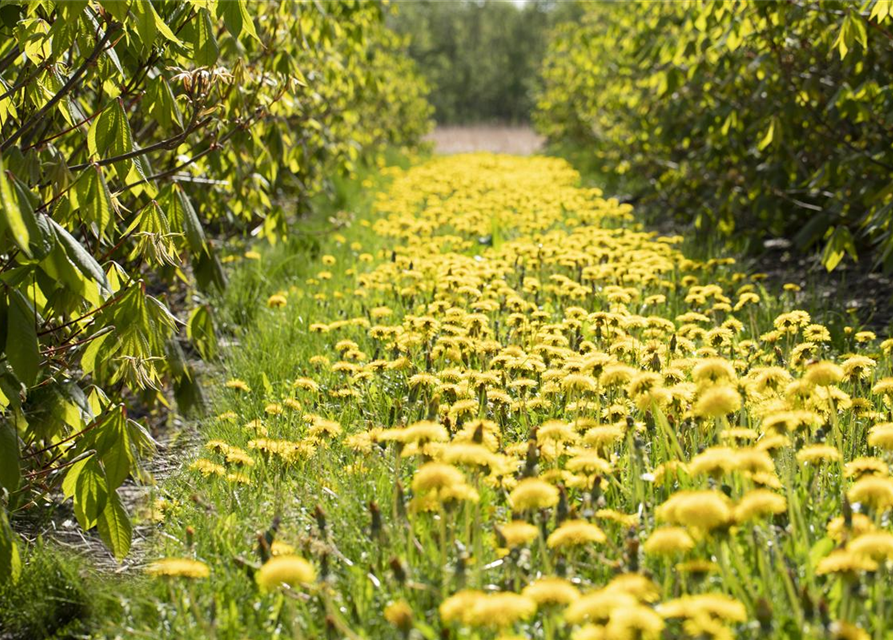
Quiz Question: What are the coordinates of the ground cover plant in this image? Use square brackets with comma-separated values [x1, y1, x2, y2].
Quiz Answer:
[0, 0, 431, 576]
[124, 152, 893, 639]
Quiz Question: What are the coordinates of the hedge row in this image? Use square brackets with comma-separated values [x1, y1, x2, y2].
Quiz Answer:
[0, 0, 431, 572]
[536, 0, 893, 271]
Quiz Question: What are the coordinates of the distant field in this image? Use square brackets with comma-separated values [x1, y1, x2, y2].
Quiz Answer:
[425, 124, 544, 155]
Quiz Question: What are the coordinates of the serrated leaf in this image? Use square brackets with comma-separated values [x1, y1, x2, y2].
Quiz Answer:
[6, 289, 39, 387]
[76, 165, 115, 237]
[168, 184, 206, 254]
[73, 456, 108, 530]
[130, 0, 157, 47]
[0, 510, 21, 585]
[50, 219, 111, 295]
[95, 407, 132, 489]
[97, 491, 131, 560]
[153, 6, 185, 46]
[0, 419, 20, 492]
[194, 8, 219, 66]
[62, 454, 93, 499]
[0, 153, 32, 257]
[81, 331, 111, 375]
[220, 0, 259, 42]
[87, 100, 133, 181]
[187, 304, 218, 360]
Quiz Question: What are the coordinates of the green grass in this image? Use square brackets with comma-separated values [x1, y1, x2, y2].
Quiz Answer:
[8, 149, 891, 639]
[0, 540, 119, 639]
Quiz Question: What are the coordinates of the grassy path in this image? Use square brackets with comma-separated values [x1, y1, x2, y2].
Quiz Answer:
[122, 154, 893, 639]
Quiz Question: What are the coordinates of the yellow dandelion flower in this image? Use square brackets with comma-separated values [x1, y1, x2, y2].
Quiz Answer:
[522, 577, 581, 606]
[734, 489, 787, 522]
[815, 549, 877, 575]
[498, 521, 539, 548]
[255, 555, 316, 591]
[509, 478, 560, 511]
[266, 294, 287, 308]
[384, 600, 413, 632]
[547, 519, 607, 548]
[146, 558, 209, 579]
[693, 386, 741, 418]
[643, 527, 695, 556]
[848, 476, 893, 510]
[656, 491, 732, 531]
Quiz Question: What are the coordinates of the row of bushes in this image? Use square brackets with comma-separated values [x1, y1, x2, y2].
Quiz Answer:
[535, 0, 893, 271]
[0, 0, 431, 572]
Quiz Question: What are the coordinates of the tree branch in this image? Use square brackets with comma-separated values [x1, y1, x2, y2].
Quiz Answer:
[0, 22, 120, 153]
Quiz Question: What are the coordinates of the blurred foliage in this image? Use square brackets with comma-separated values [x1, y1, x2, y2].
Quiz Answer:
[536, 0, 893, 271]
[0, 0, 431, 568]
[391, 0, 578, 124]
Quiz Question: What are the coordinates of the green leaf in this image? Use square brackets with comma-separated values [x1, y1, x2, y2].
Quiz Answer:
[73, 456, 108, 530]
[97, 490, 131, 560]
[0, 510, 21, 585]
[81, 331, 112, 375]
[194, 8, 220, 67]
[62, 454, 93, 499]
[76, 165, 115, 237]
[809, 536, 835, 567]
[757, 119, 774, 151]
[0, 419, 20, 492]
[130, 0, 157, 47]
[95, 406, 132, 489]
[870, 0, 891, 23]
[50, 219, 112, 295]
[0, 153, 32, 257]
[822, 226, 858, 271]
[6, 289, 40, 387]
[220, 0, 259, 42]
[98, 0, 129, 21]
[167, 184, 206, 254]
[87, 99, 134, 181]
[153, 5, 185, 46]
[187, 304, 218, 360]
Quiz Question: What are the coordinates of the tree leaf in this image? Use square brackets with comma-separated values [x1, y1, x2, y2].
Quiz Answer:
[6, 289, 40, 387]
[62, 454, 93, 499]
[73, 456, 108, 530]
[95, 406, 132, 489]
[0, 510, 21, 585]
[0, 418, 20, 492]
[50, 218, 112, 295]
[81, 331, 111, 375]
[76, 165, 115, 237]
[822, 226, 858, 271]
[187, 304, 217, 360]
[194, 8, 219, 66]
[167, 184, 206, 254]
[0, 153, 32, 257]
[97, 490, 131, 560]
[220, 0, 259, 42]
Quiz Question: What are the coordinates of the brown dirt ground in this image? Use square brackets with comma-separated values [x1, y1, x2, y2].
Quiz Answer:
[424, 124, 544, 156]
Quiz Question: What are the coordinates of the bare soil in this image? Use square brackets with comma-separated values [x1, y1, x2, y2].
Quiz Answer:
[425, 124, 544, 156]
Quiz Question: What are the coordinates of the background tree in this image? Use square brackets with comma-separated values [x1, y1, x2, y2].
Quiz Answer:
[391, 0, 578, 124]
[536, 0, 893, 272]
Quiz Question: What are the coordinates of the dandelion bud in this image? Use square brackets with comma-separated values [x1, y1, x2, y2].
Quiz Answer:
[755, 597, 772, 632]
[556, 484, 569, 524]
[185, 526, 194, 549]
[389, 557, 406, 584]
[369, 501, 382, 540]
[256, 532, 271, 563]
[314, 505, 327, 537]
